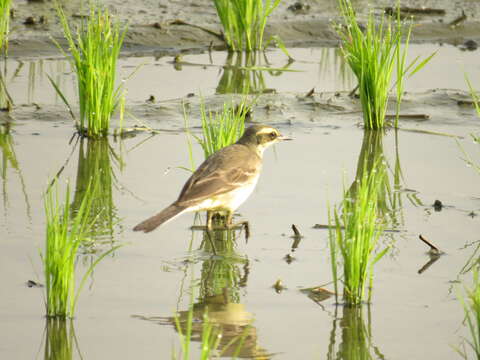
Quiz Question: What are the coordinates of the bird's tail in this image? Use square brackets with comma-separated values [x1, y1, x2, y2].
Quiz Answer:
[133, 203, 186, 233]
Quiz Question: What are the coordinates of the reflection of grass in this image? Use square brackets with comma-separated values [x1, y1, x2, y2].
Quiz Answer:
[43, 319, 80, 360]
[199, 222, 248, 304]
[0, 122, 31, 217]
[0, 0, 11, 54]
[52, 2, 127, 138]
[0, 66, 13, 110]
[329, 160, 389, 306]
[457, 267, 480, 360]
[217, 51, 292, 94]
[43, 179, 120, 318]
[70, 138, 121, 242]
[213, 0, 281, 52]
[351, 130, 404, 228]
[318, 47, 354, 91]
[327, 306, 385, 359]
[335, 0, 433, 129]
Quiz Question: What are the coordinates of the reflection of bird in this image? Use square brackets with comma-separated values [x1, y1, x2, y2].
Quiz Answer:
[133, 124, 290, 233]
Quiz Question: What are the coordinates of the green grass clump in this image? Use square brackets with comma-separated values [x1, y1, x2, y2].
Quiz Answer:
[52, 2, 127, 138]
[42, 179, 119, 318]
[329, 164, 389, 306]
[195, 100, 250, 159]
[213, 0, 281, 52]
[335, 0, 434, 129]
[457, 267, 480, 360]
[0, 0, 11, 54]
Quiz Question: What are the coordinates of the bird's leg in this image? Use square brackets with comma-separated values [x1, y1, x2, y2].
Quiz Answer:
[206, 211, 214, 231]
[225, 211, 250, 240]
[226, 211, 233, 226]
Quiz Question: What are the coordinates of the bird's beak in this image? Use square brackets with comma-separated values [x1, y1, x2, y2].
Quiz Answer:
[278, 134, 293, 141]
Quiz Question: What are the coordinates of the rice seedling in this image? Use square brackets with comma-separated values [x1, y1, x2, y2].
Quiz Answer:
[456, 267, 480, 360]
[213, 0, 281, 52]
[335, 0, 434, 129]
[51, 2, 127, 138]
[194, 99, 250, 159]
[329, 161, 389, 306]
[42, 179, 120, 318]
[0, 0, 11, 55]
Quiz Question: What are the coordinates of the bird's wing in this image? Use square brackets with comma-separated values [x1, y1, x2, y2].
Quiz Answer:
[176, 144, 261, 207]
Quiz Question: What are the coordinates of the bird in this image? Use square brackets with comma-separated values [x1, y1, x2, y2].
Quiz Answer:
[133, 124, 291, 233]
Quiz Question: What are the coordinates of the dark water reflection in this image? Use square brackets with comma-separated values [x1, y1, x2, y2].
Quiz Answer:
[43, 319, 81, 360]
[216, 51, 292, 95]
[327, 306, 386, 360]
[349, 130, 423, 231]
[70, 137, 123, 244]
[0, 121, 30, 219]
[138, 225, 271, 359]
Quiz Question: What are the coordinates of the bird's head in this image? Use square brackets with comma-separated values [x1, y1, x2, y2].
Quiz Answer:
[237, 125, 291, 156]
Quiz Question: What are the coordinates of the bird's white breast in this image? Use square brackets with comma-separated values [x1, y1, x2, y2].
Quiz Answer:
[188, 175, 259, 213]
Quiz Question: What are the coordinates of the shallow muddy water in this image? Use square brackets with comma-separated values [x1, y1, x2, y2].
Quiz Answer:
[2, 1, 480, 358]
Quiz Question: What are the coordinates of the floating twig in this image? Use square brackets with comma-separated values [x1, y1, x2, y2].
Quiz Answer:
[291, 224, 302, 238]
[385, 6, 446, 16]
[419, 234, 443, 255]
[168, 19, 224, 40]
[449, 10, 467, 28]
[385, 113, 430, 120]
[305, 88, 315, 97]
[313, 223, 401, 233]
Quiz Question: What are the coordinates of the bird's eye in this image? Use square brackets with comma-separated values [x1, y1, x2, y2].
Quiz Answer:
[269, 132, 277, 139]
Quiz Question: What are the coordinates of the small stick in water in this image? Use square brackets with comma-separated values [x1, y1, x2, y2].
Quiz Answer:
[419, 234, 442, 255]
[450, 10, 467, 28]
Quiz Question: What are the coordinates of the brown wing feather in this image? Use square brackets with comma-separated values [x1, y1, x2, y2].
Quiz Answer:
[176, 144, 261, 207]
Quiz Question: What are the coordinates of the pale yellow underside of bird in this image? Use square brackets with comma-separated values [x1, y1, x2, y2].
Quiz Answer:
[162, 174, 260, 226]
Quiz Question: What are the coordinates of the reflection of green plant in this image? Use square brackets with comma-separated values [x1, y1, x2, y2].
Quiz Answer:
[199, 224, 248, 304]
[327, 306, 385, 359]
[217, 51, 293, 94]
[0, 122, 31, 218]
[329, 160, 389, 306]
[43, 319, 80, 360]
[52, 2, 127, 137]
[0, 67, 13, 110]
[318, 47, 355, 91]
[351, 130, 405, 228]
[335, 0, 434, 129]
[213, 0, 281, 51]
[0, 0, 11, 54]
[70, 138, 121, 242]
[457, 267, 480, 360]
[42, 179, 120, 318]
